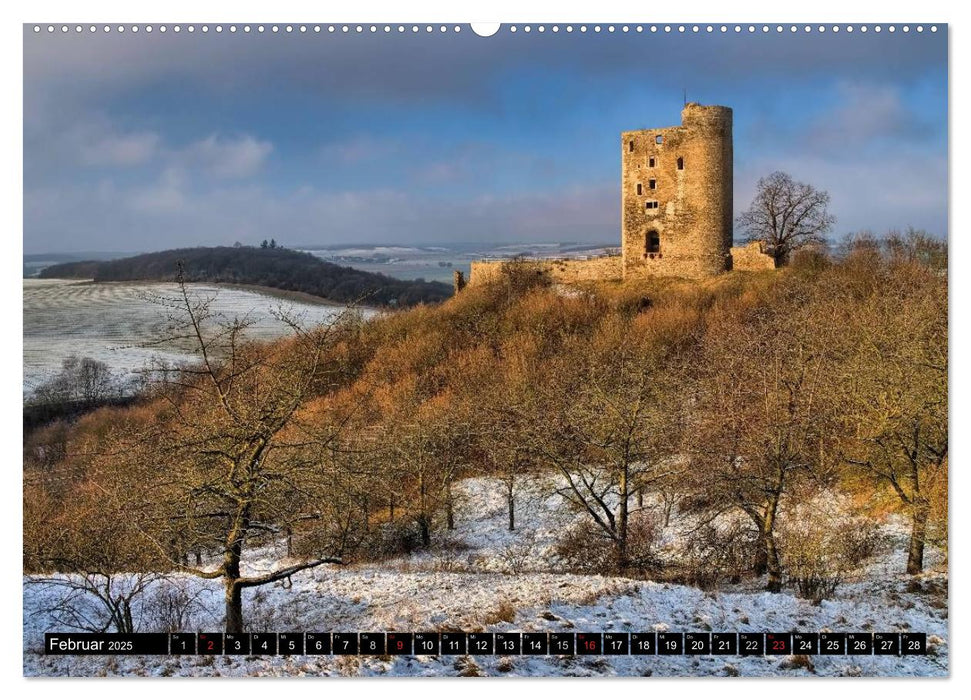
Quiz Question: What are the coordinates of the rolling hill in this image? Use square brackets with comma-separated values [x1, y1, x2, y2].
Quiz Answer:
[38, 245, 453, 307]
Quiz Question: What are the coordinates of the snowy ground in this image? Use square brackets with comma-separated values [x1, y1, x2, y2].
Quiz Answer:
[23, 476, 948, 677]
[23, 279, 370, 397]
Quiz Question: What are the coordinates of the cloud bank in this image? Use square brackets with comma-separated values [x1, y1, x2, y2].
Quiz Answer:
[23, 27, 947, 253]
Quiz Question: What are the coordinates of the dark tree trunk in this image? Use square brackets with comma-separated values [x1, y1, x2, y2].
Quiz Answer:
[418, 515, 430, 547]
[507, 490, 515, 531]
[617, 467, 630, 569]
[224, 514, 246, 633]
[614, 538, 629, 571]
[662, 494, 674, 527]
[446, 479, 455, 531]
[763, 496, 782, 593]
[111, 598, 135, 634]
[753, 537, 768, 576]
[225, 581, 243, 634]
[764, 532, 782, 593]
[123, 602, 134, 634]
[418, 471, 430, 544]
[907, 500, 929, 575]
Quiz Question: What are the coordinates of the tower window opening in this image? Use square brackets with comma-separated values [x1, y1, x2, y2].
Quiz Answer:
[649, 179, 656, 190]
[649, 157, 656, 168]
[655, 135, 664, 144]
[645, 200, 659, 210]
[636, 183, 643, 195]
[677, 156, 684, 170]
[647, 231, 660, 253]
[629, 140, 634, 152]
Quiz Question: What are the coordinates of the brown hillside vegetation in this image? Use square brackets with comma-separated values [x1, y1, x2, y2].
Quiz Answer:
[24, 232, 947, 630]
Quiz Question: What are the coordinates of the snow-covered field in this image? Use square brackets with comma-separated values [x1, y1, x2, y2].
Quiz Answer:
[22, 476, 949, 677]
[23, 279, 368, 397]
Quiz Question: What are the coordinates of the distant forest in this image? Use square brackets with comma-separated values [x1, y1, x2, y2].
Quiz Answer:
[38, 246, 453, 307]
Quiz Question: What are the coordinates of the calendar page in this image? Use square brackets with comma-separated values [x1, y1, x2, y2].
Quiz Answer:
[21, 18, 948, 679]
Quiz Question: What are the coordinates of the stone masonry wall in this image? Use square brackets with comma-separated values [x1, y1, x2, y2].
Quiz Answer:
[468, 256, 623, 286]
[730, 241, 777, 271]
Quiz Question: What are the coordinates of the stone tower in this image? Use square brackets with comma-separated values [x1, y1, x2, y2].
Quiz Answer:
[621, 103, 733, 279]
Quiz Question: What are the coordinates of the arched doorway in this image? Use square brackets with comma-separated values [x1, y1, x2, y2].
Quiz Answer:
[646, 230, 660, 254]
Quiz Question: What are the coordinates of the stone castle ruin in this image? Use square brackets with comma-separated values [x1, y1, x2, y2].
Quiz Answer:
[467, 103, 775, 288]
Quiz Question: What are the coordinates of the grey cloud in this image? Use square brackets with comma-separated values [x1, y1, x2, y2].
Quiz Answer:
[181, 134, 274, 178]
[804, 82, 935, 151]
[22, 25, 947, 252]
[25, 108, 273, 186]
[25, 176, 618, 254]
[23, 26, 946, 114]
[79, 129, 160, 167]
[127, 168, 188, 214]
[24, 114, 159, 181]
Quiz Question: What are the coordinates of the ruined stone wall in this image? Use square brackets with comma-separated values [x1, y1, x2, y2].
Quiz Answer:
[730, 241, 777, 271]
[621, 103, 733, 279]
[468, 256, 623, 286]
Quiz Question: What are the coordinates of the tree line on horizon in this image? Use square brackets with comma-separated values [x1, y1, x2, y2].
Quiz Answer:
[38, 245, 453, 307]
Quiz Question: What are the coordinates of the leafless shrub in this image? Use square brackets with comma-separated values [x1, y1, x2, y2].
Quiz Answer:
[430, 535, 472, 573]
[483, 600, 516, 625]
[454, 655, 484, 676]
[778, 509, 884, 603]
[554, 522, 617, 575]
[145, 579, 208, 632]
[675, 521, 761, 589]
[626, 514, 665, 574]
[554, 512, 662, 576]
[497, 530, 540, 574]
[243, 587, 279, 632]
[362, 520, 425, 560]
[28, 572, 163, 634]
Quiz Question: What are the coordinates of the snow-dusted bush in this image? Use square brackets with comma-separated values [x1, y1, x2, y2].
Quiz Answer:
[361, 520, 425, 560]
[430, 535, 473, 573]
[676, 520, 760, 589]
[554, 522, 616, 574]
[144, 578, 208, 633]
[778, 499, 884, 603]
[27, 572, 163, 634]
[553, 511, 662, 575]
[497, 529, 540, 574]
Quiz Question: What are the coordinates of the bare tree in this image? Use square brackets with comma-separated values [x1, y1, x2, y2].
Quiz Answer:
[480, 415, 533, 532]
[382, 399, 466, 546]
[117, 274, 366, 632]
[30, 573, 161, 634]
[526, 325, 684, 570]
[737, 171, 835, 264]
[31, 355, 119, 406]
[474, 374, 538, 532]
[827, 240, 947, 574]
[689, 298, 835, 593]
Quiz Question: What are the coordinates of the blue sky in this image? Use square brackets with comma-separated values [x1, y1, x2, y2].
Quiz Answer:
[23, 25, 947, 253]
